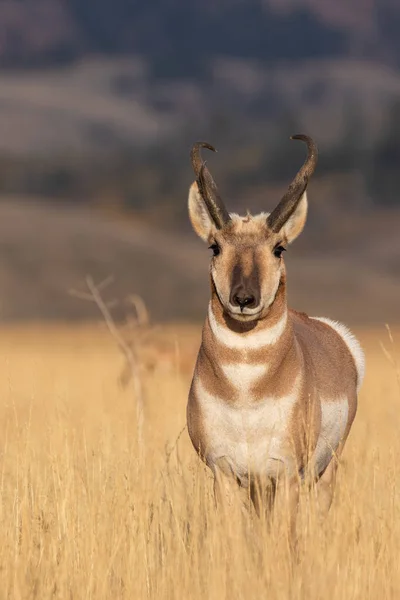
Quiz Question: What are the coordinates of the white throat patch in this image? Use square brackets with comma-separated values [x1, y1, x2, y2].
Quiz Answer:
[208, 304, 287, 350]
[221, 362, 268, 397]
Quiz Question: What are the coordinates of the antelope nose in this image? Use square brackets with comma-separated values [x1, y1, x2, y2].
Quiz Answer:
[233, 294, 256, 309]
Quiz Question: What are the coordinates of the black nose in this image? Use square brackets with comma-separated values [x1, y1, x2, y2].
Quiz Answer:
[229, 264, 260, 311]
[232, 294, 256, 309]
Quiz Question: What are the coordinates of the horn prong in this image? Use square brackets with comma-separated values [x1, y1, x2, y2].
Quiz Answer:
[267, 135, 318, 233]
[190, 142, 230, 229]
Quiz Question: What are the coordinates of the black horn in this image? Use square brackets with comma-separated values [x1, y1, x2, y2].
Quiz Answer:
[267, 134, 318, 233]
[190, 142, 231, 229]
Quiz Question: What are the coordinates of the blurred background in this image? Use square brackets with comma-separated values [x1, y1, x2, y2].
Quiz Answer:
[0, 0, 398, 325]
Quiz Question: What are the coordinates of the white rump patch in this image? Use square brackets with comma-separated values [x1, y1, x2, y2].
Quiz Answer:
[221, 362, 267, 396]
[312, 398, 349, 477]
[195, 374, 301, 484]
[208, 305, 287, 351]
[312, 317, 365, 393]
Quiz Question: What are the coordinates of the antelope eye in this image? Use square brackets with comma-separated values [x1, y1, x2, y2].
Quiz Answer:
[273, 245, 286, 259]
[209, 243, 220, 257]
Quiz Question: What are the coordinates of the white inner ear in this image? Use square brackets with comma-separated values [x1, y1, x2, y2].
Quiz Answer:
[281, 191, 308, 244]
[188, 182, 216, 242]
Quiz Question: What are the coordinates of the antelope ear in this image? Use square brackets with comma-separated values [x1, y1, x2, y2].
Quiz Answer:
[280, 191, 308, 244]
[188, 181, 216, 242]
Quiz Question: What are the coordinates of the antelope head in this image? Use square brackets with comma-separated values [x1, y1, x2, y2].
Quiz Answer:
[188, 135, 318, 322]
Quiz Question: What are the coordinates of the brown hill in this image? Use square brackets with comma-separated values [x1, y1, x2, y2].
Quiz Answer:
[0, 0, 396, 69]
[0, 197, 398, 325]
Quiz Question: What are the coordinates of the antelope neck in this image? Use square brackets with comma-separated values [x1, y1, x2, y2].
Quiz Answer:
[207, 276, 295, 359]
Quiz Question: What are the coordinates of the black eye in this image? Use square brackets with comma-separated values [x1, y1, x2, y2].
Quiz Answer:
[273, 245, 286, 259]
[209, 243, 220, 257]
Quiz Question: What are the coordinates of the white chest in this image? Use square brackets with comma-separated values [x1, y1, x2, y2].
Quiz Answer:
[196, 374, 299, 485]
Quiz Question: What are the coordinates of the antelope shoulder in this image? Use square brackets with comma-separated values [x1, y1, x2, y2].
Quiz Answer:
[312, 317, 365, 393]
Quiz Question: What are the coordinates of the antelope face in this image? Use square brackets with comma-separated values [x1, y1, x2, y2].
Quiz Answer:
[207, 215, 288, 321]
[188, 136, 317, 322]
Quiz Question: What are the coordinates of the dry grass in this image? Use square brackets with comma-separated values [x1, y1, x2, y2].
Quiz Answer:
[0, 321, 398, 599]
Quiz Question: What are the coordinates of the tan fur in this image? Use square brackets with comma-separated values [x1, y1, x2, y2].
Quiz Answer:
[187, 191, 364, 544]
[188, 182, 217, 242]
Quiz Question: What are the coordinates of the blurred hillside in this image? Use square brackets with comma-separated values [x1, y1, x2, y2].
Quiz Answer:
[0, 1, 399, 70]
[0, 196, 398, 325]
[0, 2, 399, 218]
[0, 1, 398, 323]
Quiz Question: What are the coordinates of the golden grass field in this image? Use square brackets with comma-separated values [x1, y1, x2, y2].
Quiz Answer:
[0, 321, 398, 599]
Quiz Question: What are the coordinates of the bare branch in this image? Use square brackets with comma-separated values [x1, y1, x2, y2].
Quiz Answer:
[127, 294, 150, 327]
[83, 275, 145, 457]
[97, 275, 115, 291]
[69, 289, 95, 302]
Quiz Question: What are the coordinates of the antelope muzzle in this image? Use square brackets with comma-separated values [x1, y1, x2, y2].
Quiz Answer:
[229, 264, 261, 316]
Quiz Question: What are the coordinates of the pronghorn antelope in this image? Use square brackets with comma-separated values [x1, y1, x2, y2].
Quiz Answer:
[186, 135, 365, 538]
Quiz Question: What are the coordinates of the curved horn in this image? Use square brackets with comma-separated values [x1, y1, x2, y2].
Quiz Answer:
[267, 134, 318, 233]
[190, 142, 231, 229]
